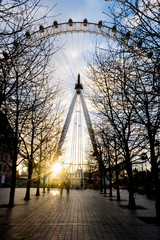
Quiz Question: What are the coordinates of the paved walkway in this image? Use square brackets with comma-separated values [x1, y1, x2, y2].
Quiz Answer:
[0, 188, 160, 239]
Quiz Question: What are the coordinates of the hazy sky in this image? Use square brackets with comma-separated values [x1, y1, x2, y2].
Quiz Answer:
[38, 0, 112, 93]
[41, 0, 109, 24]
[39, 0, 112, 168]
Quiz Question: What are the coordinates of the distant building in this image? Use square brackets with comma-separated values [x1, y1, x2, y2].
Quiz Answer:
[0, 111, 14, 183]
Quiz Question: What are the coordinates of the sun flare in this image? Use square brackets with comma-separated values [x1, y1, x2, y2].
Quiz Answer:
[51, 162, 62, 177]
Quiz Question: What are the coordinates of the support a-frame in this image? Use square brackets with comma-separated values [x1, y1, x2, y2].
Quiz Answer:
[54, 74, 105, 187]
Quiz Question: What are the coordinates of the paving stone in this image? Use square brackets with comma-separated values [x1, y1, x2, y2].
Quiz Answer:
[0, 188, 160, 239]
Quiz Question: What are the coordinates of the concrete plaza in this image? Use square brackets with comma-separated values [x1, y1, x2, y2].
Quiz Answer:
[0, 188, 160, 239]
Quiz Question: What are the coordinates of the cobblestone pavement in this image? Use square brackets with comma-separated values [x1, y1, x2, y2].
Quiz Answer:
[0, 188, 160, 239]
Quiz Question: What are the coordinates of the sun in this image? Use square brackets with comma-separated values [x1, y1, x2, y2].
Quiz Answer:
[51, 162, 62, 177]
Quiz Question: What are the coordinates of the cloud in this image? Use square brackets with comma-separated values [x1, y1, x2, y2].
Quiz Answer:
[41, 0, 107, 23]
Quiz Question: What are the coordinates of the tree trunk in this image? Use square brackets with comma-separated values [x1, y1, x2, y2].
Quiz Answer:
[36, 162, 41, 196]
[47, 173, 51, 192]
[89, 170, 92, 184]
[24, 159, 33, 200]
[114, 137, 120, 201]
[25, 116, 34, 201]
[128, 183, 135, 209]
[8, 159, 17, 208]
[8, 73, 19, 208]
[115, 159, 120, 201]
[43, 174, 46, 193]
[126, 157, 136, 209]
[36, 174, 40, 196]
[99, 161, 103, 193]
[108, 156, 112, 198]
[154, 170, 160, 221]
[9, 129, 18, 207]
[149, 140, 160, 221]
[124, 143, 136, 209]
[103, 173, 106, 194]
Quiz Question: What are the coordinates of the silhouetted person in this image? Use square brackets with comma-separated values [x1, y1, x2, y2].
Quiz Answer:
[81, 180, 83, 189]
[60, 181, 65, 196]
[65, 179, 71, 194]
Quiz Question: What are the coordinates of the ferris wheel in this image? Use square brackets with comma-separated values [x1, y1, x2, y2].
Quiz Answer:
[23, 19, 114, 182]
[24, 19, 112, 181]
[8, 17, 157, 184]
[23, 18, 114, 92]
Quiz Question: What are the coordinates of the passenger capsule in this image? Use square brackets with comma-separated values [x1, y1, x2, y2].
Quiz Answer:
[83, 18, 88, 27]
[98, 20, 102, 29]
[13, 40, 19, 48]
[147, 52, 153, 59]
[156, 64, 160, 71]
[125, 31, 130, 40]
[68, 18, 73, 27]
[137, 40, 142, 48]
[2, 51, 8, 59]
[141, 153, 147, 160]
[39, 25, 44, 33]
[53, 21, 58, 28]
[26, 31, 31, 40]
[111, 25, 116, 34]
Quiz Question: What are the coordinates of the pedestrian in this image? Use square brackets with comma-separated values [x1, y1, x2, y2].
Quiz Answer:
[60, 181, 65, 196]
[65, 179, 71, 194]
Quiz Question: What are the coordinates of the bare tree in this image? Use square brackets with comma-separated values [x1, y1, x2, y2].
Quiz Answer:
[86, 48, 148, 209]
[104, 0, 160, 219]
[0, 0, 58, 207]
[21, 84, 59, 200]
[36, 116, 61, 195]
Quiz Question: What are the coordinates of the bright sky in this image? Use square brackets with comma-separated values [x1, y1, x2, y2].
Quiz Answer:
[39, 0, 112, 171]
[40, 0, 111, 93]
[42, 0, 109, 23]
